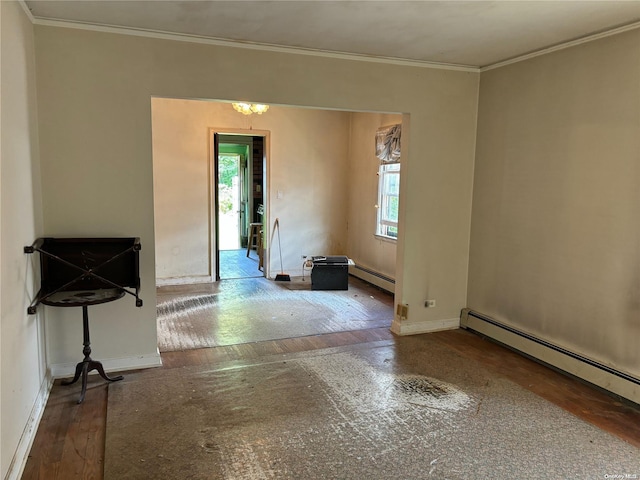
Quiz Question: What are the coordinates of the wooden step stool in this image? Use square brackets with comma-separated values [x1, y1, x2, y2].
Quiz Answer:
[246, 222, 262, 257]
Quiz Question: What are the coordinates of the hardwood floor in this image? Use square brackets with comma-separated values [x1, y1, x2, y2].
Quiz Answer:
[21, 327, 393, 480]
[22, 327, 640, 479]
[156, 276, 393, 352]
[434, 329, 640, 449]
[21, 375, 108, 480]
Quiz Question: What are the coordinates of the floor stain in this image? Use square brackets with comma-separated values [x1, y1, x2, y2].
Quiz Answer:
[298, 352, 471, 413]
[393, 376, 454, 398]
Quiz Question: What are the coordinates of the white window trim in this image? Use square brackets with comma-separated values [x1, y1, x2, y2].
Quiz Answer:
[376, 162, 400, 241]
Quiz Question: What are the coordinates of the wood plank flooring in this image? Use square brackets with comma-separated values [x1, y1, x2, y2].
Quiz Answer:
[434, 329, 640, 449]
[22, 328, 640, 480]
[22, 375, 108, 480]
[156, 276, 394, 352]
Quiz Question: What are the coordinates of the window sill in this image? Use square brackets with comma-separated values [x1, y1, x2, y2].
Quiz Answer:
[374, 234, 397, 244]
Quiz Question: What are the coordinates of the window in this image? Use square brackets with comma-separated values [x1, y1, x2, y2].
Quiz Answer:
[376, 162, 400, 239]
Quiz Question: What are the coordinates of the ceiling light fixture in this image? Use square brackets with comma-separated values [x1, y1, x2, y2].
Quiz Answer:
[232, 102, 270, 115]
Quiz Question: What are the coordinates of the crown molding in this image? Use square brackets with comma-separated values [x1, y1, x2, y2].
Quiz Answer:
[19, 0, 35, 23]
[482, 20, 640, 72]
[24, 7, 640, 74]
[29, 17, 480, 73]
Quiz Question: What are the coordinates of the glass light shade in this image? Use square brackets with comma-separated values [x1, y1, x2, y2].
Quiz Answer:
[232, 103, 269, 115]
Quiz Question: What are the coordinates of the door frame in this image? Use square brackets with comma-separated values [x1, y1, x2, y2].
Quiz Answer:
[209, 128, 270, 280]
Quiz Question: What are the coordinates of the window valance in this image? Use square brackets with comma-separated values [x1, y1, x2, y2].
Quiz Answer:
[375, 124, 401, 163]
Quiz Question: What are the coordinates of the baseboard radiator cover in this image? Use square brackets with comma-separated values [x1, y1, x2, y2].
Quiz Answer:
[461, 308, 640, 405]
[349, 264, 395, 293]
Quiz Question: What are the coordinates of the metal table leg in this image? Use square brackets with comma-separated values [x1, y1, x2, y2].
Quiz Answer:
[61, 305, 124, 403]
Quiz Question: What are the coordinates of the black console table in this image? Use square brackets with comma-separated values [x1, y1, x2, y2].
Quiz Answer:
[25, 237, 142, 403]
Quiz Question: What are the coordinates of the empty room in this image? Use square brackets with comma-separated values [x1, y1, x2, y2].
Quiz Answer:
[2, 1, 640, 479]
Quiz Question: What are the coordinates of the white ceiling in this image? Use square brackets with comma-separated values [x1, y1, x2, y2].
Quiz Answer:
[25, 1, 640, 68]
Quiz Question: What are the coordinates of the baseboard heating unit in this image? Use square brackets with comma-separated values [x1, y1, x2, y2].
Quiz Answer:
[349, 264, 394, 293]
[460, 308, 640, 405]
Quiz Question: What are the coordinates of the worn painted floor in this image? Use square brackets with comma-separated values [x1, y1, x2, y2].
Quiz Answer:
[219, 248, 263, 280]
[105, 334, 640, 480]
[156, 276, 394, 352]
[24, 328, 640, 480]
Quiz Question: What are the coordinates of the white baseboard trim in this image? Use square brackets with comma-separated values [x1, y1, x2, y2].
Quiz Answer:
[50, 352, 163, 378]
[156, 275, 213, 286]
[461, 309, 640, 405]
[5, 372, 54, 480]
[349, 265, 395, 293]
[391, 317, 459, 335]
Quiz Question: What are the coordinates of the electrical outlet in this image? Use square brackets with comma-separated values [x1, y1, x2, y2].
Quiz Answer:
[425, 300, 436, 308]
[396, 304, 409, 319]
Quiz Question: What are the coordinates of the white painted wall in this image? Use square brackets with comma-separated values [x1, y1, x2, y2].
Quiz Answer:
[33, 24, 478, 366]
[152, 98, 351, 281]
[469, 28, 640, 380]
[347, 112, 402, 283]
[1, 2, 47, 478]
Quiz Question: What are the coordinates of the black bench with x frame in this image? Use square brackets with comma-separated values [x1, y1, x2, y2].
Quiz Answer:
[25, 237, 142, 403]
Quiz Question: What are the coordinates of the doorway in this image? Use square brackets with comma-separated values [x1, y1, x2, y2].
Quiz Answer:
[214, 133, 267, 280]
[217, 149, 246, 251]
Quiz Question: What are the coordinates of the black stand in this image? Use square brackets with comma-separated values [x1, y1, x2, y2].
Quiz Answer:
[24, 237, 143, 404]
[42, 289, 127, 403]
[61, 305, 124, 404]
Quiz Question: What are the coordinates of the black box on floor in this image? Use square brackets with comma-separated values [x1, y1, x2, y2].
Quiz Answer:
[311, 256, 350, 290]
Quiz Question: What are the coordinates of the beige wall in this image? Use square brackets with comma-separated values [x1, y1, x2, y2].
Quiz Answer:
[7, 9, 639, 476]
[152, 98, 351, 281]
[1, 2, 46, 477]
[469, 29, 640, 378]
[347, 113, 402, 281]
[34, 25, 478, 365]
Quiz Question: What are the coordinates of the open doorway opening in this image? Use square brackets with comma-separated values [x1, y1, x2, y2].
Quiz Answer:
[217, 151, 244, 251]
[152, 99, 400, 293]
[214, 133, 266, 280]
[152, 98, 399, 352]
